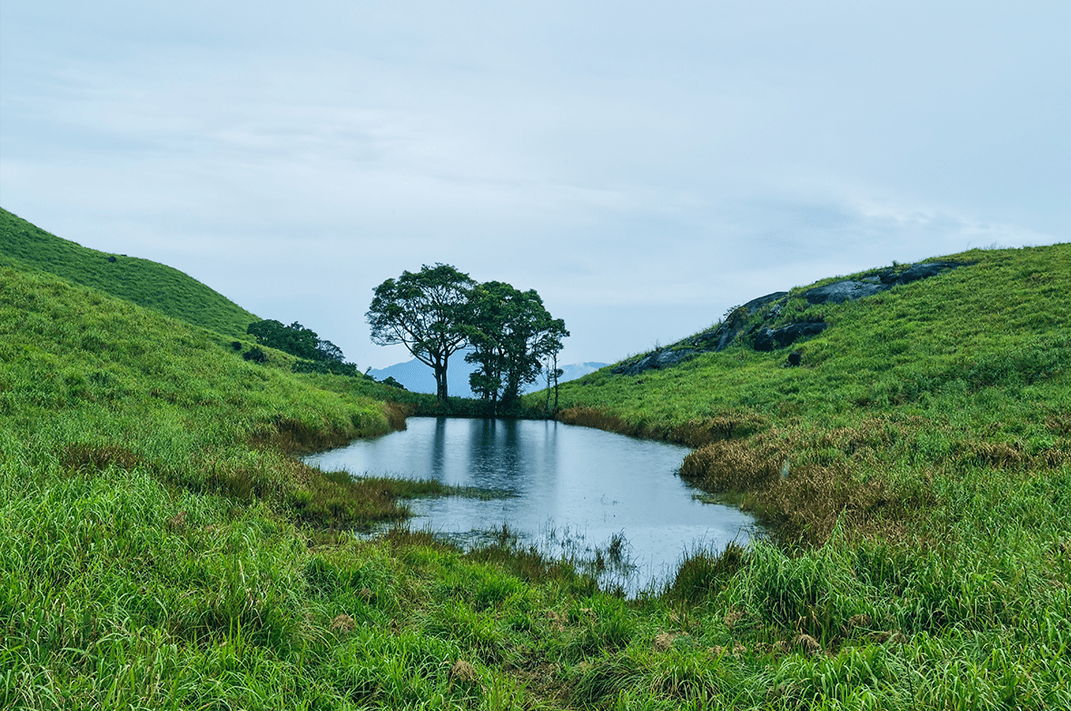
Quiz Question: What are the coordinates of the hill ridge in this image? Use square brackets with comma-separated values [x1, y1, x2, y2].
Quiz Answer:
[613, 259, 968, 376]
[0, 207, 258, 338]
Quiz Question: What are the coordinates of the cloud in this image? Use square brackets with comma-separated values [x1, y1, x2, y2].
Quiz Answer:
[2, 1, 1068, 368]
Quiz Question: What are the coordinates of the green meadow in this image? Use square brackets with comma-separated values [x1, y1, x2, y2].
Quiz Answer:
[2, 207, 1069, 709]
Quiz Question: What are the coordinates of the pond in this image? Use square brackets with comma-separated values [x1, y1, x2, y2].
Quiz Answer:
[303, 417, 758, 594]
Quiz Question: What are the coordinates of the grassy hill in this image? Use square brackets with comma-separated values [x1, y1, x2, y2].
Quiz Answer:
[0, 256, 553, 708]
[554, 245, 1071, 541]
[542, 245, 1071, 706]
[2, 209, 1070, 710]
[0, 207, 258, 338]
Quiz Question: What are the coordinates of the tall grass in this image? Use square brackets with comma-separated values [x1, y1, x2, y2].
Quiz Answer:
[4, 221, 1071, 708]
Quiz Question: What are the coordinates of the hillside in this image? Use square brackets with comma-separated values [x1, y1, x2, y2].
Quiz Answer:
[3, 221, 1070, 708]
[0, 207, 258, 338]
[555, 244, 1071, 540]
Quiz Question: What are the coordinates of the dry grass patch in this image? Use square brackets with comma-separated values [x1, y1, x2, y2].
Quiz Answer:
[558, 406, 768, 447]
[679, 438, 784, 492]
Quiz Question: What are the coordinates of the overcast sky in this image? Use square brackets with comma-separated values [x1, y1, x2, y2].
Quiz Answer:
[2, 1, 1068, 369]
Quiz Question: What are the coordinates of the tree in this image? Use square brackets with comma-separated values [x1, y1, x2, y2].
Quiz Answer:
[544, 351, 564, 414]
[247, 319, 321, 360]
[464, 281, 568, 413]
[366, 264, 475, 403]
[314, 338, 345, 364]
[247, 319, 361, 377]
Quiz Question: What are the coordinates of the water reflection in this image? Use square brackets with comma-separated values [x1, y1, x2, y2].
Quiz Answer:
[303, 417, 758, 593]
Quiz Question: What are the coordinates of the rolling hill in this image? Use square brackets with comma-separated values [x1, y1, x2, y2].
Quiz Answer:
[3, 206, 1070, 708]
[0, 207, 258, 338]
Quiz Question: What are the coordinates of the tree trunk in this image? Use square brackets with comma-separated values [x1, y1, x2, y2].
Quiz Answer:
[544, 362, 551, 414]
[552, 353, 560, 413]
[435, 354, 449, 403]
[436, 371, 449, 402]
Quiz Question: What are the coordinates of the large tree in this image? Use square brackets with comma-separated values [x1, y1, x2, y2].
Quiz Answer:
[464, 281, 568, 413]
[366, 264, 475, 402]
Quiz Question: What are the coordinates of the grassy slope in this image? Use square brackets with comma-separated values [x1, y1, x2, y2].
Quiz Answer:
[546, 244, 1071, 705]
[0, 207, 258, 339]
[3, 218, 1070, 710]
[554, 246, 1071, 538]
[0, 260, 606, 710]
[557, 246, 1070, 437]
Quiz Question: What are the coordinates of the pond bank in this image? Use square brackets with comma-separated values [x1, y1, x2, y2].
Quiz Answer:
[304, 417, 760, 595]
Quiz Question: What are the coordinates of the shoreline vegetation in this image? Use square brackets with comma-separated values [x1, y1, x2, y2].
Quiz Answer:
[2, 207, 1070, 708]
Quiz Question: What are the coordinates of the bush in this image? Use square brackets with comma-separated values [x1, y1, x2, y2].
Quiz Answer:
[678, 439, 782, 492]
[242, 347, 267, 363]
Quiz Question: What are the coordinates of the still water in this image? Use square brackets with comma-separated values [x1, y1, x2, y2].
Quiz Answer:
[303, 417, 758, 593]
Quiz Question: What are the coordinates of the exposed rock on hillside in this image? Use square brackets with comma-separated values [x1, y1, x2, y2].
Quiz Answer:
[753, 322, 828, 351]
[802, 262, 963, 305]
[612, 292, 786, 376]
[612, 260, 965, 376]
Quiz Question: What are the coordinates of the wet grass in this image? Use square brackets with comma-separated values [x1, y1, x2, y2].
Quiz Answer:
[4, 224, 1071, 708]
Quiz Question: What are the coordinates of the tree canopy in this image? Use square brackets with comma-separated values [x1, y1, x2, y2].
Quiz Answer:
[464, 281, 568, 412]
[247, 319, 359, 377]
[366, 265, 567, 408]
[366, 264, 476, 402]
[248, 319, 322, 361]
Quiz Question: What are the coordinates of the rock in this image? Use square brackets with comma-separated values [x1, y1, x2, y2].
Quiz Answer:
[753, 322, 827, 351]
[803, 281, 886, 305]
[805, 262, 966, 304]
[894, 261, 961, 285]
[608, 262, 965, 377]
[787, 351, 802, 366]
[612, 347, 695, 376]
[712, 291, 789, 352]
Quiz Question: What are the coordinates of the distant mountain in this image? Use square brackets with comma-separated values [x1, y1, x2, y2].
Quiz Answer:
[369, 350, 607, 398]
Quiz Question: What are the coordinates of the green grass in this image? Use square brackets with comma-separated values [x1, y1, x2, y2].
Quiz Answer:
[1, 207, 258, 338]
[537, 243, 1071, 707]
[3, 209, 1070, 709]
[554, 245, 1071, 541]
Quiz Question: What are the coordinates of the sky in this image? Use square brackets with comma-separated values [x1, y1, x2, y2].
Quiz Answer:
[2, 1, 1068, 370]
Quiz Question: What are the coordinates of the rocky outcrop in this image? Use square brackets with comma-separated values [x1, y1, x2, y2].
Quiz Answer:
[753, 322, 828, 351]
[803, 281, 886, 305]
[803, 262, 964, 305]
[612, 291, 787, 376]
[612, 260, 966, 377]
[613, 347, 696, 376]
